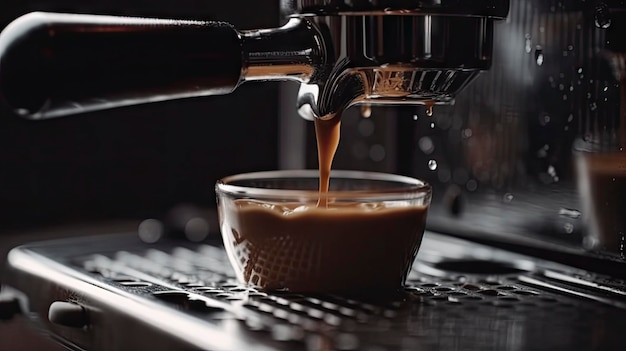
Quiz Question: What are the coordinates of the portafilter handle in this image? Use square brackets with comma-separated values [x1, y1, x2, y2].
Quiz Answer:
[0, 12, 323, 119]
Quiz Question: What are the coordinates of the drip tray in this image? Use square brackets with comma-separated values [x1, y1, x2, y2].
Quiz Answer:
[428, 259, 528, 275]
[76, 233, 626, 350]
[81, 251, 625, 350]
[5, 231, 626, 350]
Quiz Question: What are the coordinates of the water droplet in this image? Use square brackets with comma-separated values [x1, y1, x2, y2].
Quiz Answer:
[462, 129, 473, 138]
[563, 223, 575, 234]
[360, 104, 372, 118]
[428, 159, 438, 171]
[577, 67, 583, 74]
[595, 3, 612, 29]
[413, 114, 418, 121]
[418, 137, 435, 154]
[430, 122, 435, 129]
[583, 235, 599, 250]
[425, 103, 434, 117]
[466, 180, 478, 192]
[548, 166, 559, 182]
[504, 193, 514, 203]
[525, 34, 532, 54]
[535, 47, 544, 66]
[548, 165, 557, 177]
[590, 102, 598, 111]
[567, 114, 574, 122]
[559, 208, 582, 219]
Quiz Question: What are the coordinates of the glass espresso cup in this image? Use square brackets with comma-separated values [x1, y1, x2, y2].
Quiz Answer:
[215, 170, 431, 294]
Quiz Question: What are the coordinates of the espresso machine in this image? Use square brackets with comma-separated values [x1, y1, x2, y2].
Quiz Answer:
[298, 0, 626, 266]
[2, 1, 626, 350]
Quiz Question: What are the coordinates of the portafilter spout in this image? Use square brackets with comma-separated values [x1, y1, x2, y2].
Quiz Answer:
[0, 1, 509, 120]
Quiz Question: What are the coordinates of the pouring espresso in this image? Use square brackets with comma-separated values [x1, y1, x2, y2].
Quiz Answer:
[0, 2, 509, 209]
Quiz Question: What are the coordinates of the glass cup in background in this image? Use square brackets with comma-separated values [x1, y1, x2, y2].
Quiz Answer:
[575, 52, 626, 258]
[215, 170, 431, 294]
[576, 151, 626, 256]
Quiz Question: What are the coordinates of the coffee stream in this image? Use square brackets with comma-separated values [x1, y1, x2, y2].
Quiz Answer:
[314, 114, 342, 207]
[222, 109, 430, 292]
[314, 103, 434, 205]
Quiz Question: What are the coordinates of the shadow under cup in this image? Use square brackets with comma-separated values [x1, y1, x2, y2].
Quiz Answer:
[215, 170, 432, 294]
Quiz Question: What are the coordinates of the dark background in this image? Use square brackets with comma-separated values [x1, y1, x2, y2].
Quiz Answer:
[0, 0, 281, 232]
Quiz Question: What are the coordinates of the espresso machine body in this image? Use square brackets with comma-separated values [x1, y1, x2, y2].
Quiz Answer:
[3, 1, 626, 351]
[289, 0, 626, 266]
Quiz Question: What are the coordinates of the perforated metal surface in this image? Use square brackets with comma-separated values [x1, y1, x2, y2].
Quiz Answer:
[71, 233, 626, 351]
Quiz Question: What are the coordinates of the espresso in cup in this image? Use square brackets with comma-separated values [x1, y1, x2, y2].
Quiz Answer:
[217, 111, 431, 293]
[216, 170, 431, 293]
[220, 198, 428, 292]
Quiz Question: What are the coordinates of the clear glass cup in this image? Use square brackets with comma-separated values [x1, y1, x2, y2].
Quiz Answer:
[215, 170, 431, 294]
[574, 52, 626, 257]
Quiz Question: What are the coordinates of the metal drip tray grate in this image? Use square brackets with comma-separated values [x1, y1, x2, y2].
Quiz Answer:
[64, 232, 626, 351]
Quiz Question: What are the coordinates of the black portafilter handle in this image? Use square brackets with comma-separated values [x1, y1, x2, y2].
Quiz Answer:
[0, 12, 244, 119]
